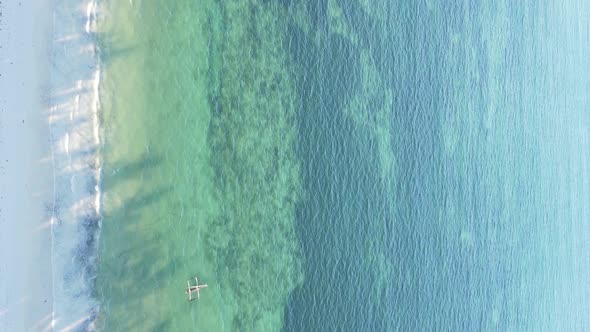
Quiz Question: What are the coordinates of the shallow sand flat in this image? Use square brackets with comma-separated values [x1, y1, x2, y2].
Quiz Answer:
[0, 0, 55, 331]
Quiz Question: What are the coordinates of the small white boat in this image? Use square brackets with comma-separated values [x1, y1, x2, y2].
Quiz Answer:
[185, 276, 208, 301]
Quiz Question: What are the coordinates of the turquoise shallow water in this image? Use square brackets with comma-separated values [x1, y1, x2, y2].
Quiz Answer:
[96, 0, 590, 330]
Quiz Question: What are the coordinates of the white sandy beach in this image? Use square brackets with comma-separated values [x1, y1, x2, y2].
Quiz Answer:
[1, 0, 101, 331]
[1, 0, 55, 330]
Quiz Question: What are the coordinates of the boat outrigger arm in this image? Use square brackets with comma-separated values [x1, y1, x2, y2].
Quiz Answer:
[186, 276, 208, 301]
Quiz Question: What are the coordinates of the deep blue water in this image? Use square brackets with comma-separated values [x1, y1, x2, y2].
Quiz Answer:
[283, 0, 590, 330]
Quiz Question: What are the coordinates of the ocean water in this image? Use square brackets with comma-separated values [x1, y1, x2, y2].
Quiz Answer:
[95, 0, 590, 330]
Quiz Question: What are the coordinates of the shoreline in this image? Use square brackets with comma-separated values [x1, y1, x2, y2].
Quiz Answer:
[0, 0, 102, 330]
[49, 0, 101, 330]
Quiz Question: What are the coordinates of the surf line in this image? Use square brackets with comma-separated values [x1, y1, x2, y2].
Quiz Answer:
[48, 0, 102, 330]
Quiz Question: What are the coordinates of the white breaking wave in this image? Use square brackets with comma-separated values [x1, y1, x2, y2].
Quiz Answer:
[48, 0, 102, 330]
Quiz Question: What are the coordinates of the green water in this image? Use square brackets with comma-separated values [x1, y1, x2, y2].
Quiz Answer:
[97, 0, 302, 330]
[95, 0, 590, 330]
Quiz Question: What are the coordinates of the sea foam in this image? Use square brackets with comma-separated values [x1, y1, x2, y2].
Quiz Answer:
[48, 0, 101, 330]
